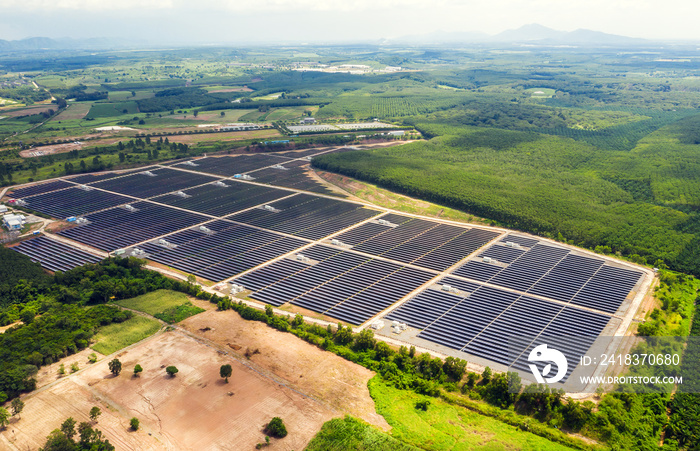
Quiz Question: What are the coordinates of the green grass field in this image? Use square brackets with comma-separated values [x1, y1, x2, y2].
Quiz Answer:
[114, 289, 204, 323]
[108, 90, 154, 101]
[305, 416, 419, 451]
[85, 101, 139, 118]
[369, 378, 574, 451]
[91, 315, 161, 355]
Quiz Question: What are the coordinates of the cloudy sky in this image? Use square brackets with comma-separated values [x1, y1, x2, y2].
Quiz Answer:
[0, 0, 698, 43]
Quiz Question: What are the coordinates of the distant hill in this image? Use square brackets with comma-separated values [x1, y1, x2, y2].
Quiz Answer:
[394, 24, 648, 46]
[494, 24, 648, 45]
[0, 37, 137, 51]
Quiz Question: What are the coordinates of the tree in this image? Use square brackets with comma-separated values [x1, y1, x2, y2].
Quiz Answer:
[220, 111, 225, 117]
[264, 417, 287, 438]
[193, 110, 198, 118]
[482, 366, 492, 384]
[354, 329, 376, 351]
[166, 366, 178, 377]
[374, 341, 392, 360]
[133, 364, 143, 377]
[109, 358, 122, 376]
[220, 364, 232, 383]
[334, 324, 353, 345]
[130, 417, 140, 431]
[58, 363, 66, 376]
[89, 406, 101, 422]
[0, 407, 9, 429]
[40, 429, 74, 450]
[61, 417, 77, 440]
[11, 398, 24, 418]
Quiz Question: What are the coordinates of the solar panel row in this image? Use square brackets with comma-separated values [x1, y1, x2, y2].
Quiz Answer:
[510, 307, 612, 381]
[91, 167, 219, 198]
[249, 162, 339, 196]
[501, 234, 539, 248]
[229, 193, 381, 240]
[139, 220, 307, 282]
[22, 187, 133, 219]
[489, 243, 570, 292]
[11, 179, 74, 198]
[57, 202, 208, 251]
[341, 216, 500, 271]
[173, 154, 292, 176]
[152, 180, 291, 217]
[11, 236, 102, 272]
[570, 265, 642, 313]
[453, 239, 643, 313]
[238, 246, 434, 324]
[387, 278, 613, 380]
[67, 167, 154, 185]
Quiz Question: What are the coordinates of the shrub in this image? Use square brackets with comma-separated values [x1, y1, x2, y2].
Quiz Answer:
[264, 417, 287, 438]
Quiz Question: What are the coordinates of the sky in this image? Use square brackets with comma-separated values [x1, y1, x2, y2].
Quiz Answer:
[0, 0, 699, 43]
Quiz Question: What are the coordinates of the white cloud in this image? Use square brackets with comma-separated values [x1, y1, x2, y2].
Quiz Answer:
[0, 0, 173, 11]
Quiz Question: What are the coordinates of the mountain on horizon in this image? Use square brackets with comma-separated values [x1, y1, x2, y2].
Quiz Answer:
[395, 24, 648, 46]
[0, 36, 140, 51]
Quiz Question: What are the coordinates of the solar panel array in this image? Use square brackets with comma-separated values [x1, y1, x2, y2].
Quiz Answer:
[138, 220, 307, 282]
[387, 277, 613, 380]
[509, 308, 612, 381]
[152, 180, 291, 217]
[335, 214, 500, 271]
[234, 245, 435, 324]
[248, 160, 339, 196]
[229, 194, 381, 240]
[569, 265, 643, 313]
[67, 167, 154, 184]
[22, 187, 133, 219]
[452, 236, 643, 314]
[57, 202, 208, 251]
[172, 154, 292, 176]
[91, 167, 219, 198]
[11, 236, 102, 272]
[12, 180, 74, 197]
[8, 151, 646, 374]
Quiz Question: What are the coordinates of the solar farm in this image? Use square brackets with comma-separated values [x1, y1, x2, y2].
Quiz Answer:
[4, 145, 651, 382]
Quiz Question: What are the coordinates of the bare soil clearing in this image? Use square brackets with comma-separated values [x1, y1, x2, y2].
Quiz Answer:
[19, 141, 83, 157]
[1, 105, 55, 117]
[1, 331, 335, 450]
[33, 347, 105, 390]
[180, 303, 389, 430]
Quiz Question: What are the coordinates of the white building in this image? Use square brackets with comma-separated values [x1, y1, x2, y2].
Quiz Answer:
[2, 213, 25, 231]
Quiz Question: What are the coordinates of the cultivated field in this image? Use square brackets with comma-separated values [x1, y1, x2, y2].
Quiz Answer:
[51, 102, 92, 121]
[1, 105, 56, 117]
